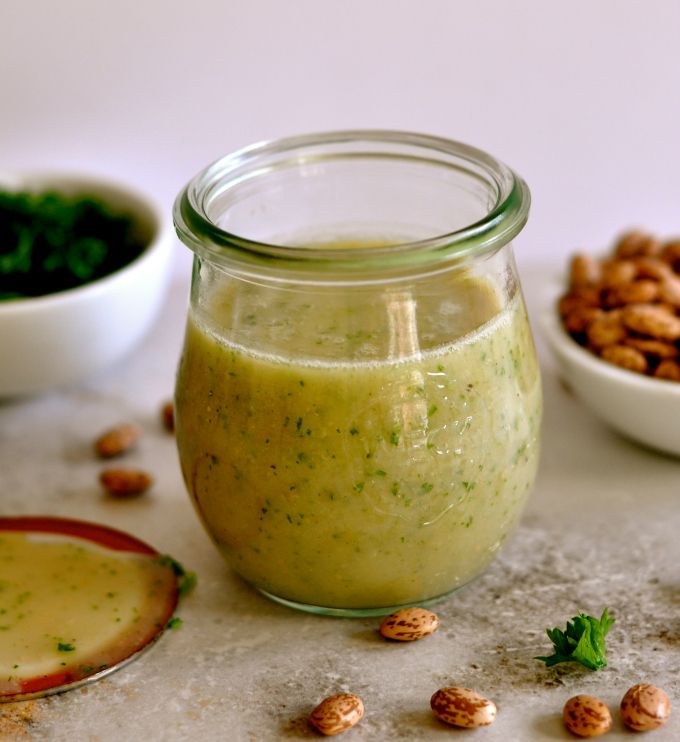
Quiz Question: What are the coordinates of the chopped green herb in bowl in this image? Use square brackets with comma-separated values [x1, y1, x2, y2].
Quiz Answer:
[0, 171, 173, 396]
[0, 190, 145, 299]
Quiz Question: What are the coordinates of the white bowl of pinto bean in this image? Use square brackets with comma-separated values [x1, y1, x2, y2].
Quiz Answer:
[543, 230, 680, 457]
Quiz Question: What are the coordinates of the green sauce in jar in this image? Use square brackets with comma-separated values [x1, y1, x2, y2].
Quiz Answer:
[173, 131, 539, 615]
[175, 271, 541, 611]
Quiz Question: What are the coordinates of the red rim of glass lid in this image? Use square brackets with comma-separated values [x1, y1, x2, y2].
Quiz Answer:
[0, 516, 180, 702]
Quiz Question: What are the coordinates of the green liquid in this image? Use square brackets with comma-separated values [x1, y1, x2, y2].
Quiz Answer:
[176, 274, 541, 611]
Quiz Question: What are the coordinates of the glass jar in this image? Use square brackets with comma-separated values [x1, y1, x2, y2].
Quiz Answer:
[173, 131, 541, 617]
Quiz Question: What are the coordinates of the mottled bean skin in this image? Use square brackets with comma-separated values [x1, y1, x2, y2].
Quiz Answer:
[431, 687, 497, 728]
[620, 683, 670, 731]
[563, 695, 612, 738]
[379, 607, 439, 641]
[308, 693, 364, 736]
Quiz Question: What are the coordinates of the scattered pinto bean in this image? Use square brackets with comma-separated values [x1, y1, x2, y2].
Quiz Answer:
[620, 683, 670, 732]
[94, 424, 140, 458]
[308, 693, 364, 736]
[562, 694, 612, 738]
[379, 607, 439, 641]
[430, 687, 497, 729]
[161, 400, 175, 432]
[100, 468, 153, 498]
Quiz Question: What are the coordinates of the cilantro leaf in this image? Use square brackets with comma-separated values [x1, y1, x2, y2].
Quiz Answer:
[535, 608, 614, 670]
[157, 554, 197, 598]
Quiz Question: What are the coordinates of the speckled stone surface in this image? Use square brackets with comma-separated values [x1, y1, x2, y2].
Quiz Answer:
[2, 262, 679, 741]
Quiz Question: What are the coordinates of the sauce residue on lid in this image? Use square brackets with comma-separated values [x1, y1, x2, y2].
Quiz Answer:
[0, 516, 180, 701]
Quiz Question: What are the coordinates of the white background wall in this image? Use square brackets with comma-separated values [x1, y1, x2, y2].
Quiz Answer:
[2, 0, 679, 275]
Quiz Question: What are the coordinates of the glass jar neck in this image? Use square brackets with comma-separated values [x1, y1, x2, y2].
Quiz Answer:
[174, 130, 530, 284]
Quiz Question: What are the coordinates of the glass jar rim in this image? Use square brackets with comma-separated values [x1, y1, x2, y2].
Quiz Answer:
[173, 130, 530, 278]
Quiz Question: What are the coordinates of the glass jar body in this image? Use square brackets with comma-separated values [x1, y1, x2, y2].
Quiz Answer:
[174, 132, 541, 615]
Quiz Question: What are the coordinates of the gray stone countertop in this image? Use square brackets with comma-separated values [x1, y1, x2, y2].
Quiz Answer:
[1, 262, 679, 741]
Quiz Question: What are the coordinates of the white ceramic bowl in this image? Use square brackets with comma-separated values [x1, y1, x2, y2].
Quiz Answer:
[0, 171, 174, 397]
[542, 308, 680, 457]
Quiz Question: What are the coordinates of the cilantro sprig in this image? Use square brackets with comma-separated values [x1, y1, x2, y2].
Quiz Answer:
[535, 608, 615, 671]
